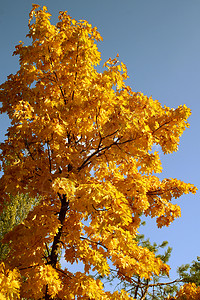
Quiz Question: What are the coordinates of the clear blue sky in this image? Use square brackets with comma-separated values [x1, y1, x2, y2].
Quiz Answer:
[0, 0, 200, 280]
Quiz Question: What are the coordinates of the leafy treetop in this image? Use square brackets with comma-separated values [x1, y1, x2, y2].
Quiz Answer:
[0, 4, 197, 299]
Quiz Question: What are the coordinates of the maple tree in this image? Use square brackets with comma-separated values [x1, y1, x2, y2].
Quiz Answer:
[102, 229, 180, 300]
[0, 4, 197, 299]
[112, 237, 177, 300]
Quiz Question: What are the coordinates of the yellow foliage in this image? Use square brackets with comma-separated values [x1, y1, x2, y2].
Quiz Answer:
[171, 283, 200, 300]
[0, 263, 20, 299]
[0, 4, 197, 299]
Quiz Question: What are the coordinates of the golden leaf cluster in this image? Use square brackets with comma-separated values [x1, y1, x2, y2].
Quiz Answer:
[168, 283, 200, 300]
[0, 263, 20, 299]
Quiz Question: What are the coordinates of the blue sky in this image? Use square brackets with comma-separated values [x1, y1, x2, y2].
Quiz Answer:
[0, 0, 200, 280]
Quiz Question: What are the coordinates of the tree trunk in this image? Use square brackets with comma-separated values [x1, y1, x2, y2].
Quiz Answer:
[45, 193, 69, 298]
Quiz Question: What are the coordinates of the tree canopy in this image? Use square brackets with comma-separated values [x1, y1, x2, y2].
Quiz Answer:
[0, 4, 196, 299]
